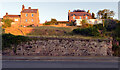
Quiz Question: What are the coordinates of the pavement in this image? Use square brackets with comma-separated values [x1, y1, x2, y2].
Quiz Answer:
[1, 56, 120, 68]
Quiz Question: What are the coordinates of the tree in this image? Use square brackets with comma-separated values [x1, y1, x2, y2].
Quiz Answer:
[2, 19, 13, 28]
[92, 13, 95, 19]
[51, 18, 57, 25]
[97, 9, 115, 19]
[81, 19, 92, 28]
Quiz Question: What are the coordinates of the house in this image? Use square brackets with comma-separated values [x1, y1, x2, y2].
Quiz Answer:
[68, 10, 92, 22]
[20, 5, 40, 27]
[3, 13, 21, 25]
[3, 5, 40, 27]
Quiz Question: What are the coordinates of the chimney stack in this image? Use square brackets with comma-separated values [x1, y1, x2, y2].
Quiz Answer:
[6, 12, 8, 15]
[22, 5, 25, 10]
[28, 7, 31, 9]
[87, 10, 90, 13]
[69, 10, 71, 13]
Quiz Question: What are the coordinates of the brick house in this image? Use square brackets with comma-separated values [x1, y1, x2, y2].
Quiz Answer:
[20, 5, 40, 27]
[3, 13, 21, 24]
[68, 10, 92, 22]
[3, 5, 40, 27]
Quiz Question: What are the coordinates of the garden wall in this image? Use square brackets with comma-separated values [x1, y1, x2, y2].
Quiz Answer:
[3, 37, 113, 56]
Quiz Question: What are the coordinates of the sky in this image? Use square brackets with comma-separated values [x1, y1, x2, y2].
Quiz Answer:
[0, 2, 118, 23]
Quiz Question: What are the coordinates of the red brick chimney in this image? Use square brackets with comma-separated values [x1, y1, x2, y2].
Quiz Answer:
[22, 5, 25, 10]
[6, 12, 8, 15]
[28, 7, 31, 9]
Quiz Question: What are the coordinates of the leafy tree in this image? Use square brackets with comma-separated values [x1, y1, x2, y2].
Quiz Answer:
[97, 9, 115, 19]
[72, 27, 100, 36]
[2, 19, 13, 28]
[81, 20, 93, 28]
[51, 18, 57, 25]
[92, 13, 95, 19]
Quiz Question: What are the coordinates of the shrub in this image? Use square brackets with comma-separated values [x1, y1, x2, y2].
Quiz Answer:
[2, 33, 30, 50]
[2, 19, 13, 28]
[72, 27, 100, 36]
[43, 22, 51, 25]
[114, 22, 120, 38]
[112, 45, 120, 56]
[104, 19, 117, 31]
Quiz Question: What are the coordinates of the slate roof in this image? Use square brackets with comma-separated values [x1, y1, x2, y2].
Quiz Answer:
[4, 15, 20, 17]
[68, 12, 91, 17]
[21, 9, 38, 13]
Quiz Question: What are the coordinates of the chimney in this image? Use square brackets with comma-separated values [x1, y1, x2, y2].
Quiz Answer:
[22, 5, 25, 10]
[69, 10, 70, 13]
[87, 10, 90, 13]
[28, 7, 31, 9]
[6, 12, 8, 15]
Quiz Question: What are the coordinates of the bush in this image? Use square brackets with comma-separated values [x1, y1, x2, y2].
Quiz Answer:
[104, 19, 117, 31]
[114, 22, 120, 38]
[2, 19, 13, 28]
[72, 27, 100, 36]
[43, 22, 51, 25]
[2, 33, 30, 50]
[112, 45, 120, 56]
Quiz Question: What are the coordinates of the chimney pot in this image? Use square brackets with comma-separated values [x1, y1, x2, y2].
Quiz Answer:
[28, 7, 31, 9]
[6, 12, 8, 15]
[69, 10, 70, 13]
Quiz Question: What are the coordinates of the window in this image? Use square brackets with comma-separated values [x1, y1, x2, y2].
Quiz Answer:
[26, 14, 28, 17]
[32, 19, 34, 22]
[73, 16, 75, 19]
[15, 19, 18, 21]
[86, 16, 88, 19]
[32, 14, 34, 17]
[26, 19, 27, 22]
[80, 16, 81, 19]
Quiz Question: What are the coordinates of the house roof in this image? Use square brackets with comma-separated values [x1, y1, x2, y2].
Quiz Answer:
[68, 12, 91, 17]
[4, 15, 20, 17]
[21, 9, 38, 13]
[57, 21, 69, 23]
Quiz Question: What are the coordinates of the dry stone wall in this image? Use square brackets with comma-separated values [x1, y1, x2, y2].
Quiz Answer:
[3, 37, 113, 56]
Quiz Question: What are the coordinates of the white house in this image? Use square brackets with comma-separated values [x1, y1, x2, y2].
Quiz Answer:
[75, 19, 103, 26]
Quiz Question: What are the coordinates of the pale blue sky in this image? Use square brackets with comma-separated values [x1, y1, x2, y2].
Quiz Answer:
[0, 2, 118, 23]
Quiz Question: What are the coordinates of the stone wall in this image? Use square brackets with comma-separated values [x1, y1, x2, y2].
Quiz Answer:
[3, 37, 113, 56]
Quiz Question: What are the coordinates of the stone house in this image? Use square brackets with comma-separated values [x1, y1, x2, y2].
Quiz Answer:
[3, 5, 40, 27]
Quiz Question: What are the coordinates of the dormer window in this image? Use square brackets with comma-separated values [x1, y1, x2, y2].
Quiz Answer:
[26, 14, 28, 17]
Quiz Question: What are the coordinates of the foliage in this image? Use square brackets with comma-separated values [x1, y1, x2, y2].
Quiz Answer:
[92, 13, 95, 19]
[81, 20, 93, 28]
[72, 27, 100, 36]
[97, 9, 115, 19]
[2, 19, 13, 28]
[73, 9, 86, 12]
[43, 18, 57, 25]
[112, 45, 120, 56]
[114, 21, 120, 37]
[51, 18, 57, 25]
[104, 19, 117, 31]
[2, 33, 30, 50]
[69, 21, 76, 26]
[43, 22, 51, 25]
